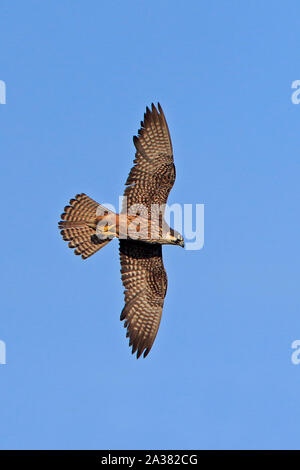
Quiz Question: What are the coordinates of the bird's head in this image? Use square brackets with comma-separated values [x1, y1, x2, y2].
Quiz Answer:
[165, 228, 185, 248]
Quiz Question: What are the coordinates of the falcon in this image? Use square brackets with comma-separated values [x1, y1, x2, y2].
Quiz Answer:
[58, 103, 184, 358]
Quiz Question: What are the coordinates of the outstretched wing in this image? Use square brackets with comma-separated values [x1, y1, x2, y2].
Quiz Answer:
[119, 240, 168, 358]
[122, 103, 176, 213]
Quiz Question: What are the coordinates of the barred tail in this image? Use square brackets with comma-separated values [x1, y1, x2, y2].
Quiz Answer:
[58, 193, 115, 260]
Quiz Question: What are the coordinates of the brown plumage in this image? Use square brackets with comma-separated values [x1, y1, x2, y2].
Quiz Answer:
[58, 103, 184, 358]
[119, 241, 167, 358]
[58, 194, 113, 259]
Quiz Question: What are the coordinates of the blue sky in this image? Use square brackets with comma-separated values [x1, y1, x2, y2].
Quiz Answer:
[1, 0, 300, 450]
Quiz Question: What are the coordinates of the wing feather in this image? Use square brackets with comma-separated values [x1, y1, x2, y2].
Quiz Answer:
[119, 240, 168, 358]
[122, 103, 176, 213]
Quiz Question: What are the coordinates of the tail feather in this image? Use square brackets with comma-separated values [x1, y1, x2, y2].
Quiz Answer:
[58, 193, 114, 260]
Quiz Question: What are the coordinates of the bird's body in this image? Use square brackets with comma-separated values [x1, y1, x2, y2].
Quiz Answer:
[58, 103, 184, 358]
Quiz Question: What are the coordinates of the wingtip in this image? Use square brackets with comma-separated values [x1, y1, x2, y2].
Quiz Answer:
[143, 347, 150, 358]
[148, 102, 163, 114]
[136, 349, 142, 359]
[151, 102, 159, 114]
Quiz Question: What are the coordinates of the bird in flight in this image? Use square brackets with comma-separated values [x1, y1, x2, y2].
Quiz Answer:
[58, 103, 184, 358]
